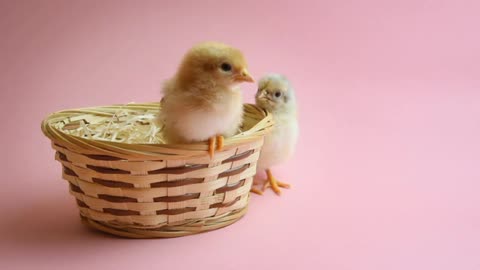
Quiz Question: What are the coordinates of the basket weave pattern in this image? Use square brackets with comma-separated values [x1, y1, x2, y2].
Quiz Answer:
[42, 103, 272, 238]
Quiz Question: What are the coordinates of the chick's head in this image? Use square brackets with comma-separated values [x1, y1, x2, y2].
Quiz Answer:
[256, 74, 296, 113]
[177, 42, 254, 88]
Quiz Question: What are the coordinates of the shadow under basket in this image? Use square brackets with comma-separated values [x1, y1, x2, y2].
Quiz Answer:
[41, 102, 273, 238]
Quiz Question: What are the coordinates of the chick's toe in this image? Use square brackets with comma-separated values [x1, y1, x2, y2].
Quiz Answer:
[208, 136, 216, 158]
[250, 187, 264, 195]
[216, 135, 224, 151]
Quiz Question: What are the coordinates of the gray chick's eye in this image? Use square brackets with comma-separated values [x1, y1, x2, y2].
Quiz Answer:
[274, 91, 282, 98]
[220, 63, 232, 72]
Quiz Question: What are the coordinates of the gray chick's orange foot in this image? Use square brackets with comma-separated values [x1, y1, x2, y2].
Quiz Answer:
[262, 169, 291, 195]
[249, 187, 264, 195]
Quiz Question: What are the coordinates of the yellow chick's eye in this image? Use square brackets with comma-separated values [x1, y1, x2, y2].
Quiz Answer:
[274, 91, 282, 98]
[220, 63, 232, 72]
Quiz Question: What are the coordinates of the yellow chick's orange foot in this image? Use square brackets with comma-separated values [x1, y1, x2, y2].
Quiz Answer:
[262, 169, 291, 195]
[207, 135, 225, 158]
[216, 135, 224, 150]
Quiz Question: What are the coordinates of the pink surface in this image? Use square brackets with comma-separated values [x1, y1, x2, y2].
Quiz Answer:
[1, 0, 479, 269]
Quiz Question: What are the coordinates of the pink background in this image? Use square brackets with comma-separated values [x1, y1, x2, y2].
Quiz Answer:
[1, 0, 479, 269]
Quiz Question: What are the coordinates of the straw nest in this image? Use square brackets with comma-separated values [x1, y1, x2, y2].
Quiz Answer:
[41, 102, 273, 238]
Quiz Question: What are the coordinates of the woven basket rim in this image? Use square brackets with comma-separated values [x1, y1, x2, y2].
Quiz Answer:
[41, 102, 273, 159]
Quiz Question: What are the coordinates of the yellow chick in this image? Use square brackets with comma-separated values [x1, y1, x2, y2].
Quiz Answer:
[158, 42, 254, 157]
[253, 74, 298, 195]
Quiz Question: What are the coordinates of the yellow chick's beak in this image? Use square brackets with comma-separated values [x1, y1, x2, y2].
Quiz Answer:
[235, 69, 255, 83]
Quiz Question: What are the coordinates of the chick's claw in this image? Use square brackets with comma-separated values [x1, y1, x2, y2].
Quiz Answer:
[277, 181, 291, 189]
[262, 169, 290, 195]
[216, 135, 224, 151]
[250, 187, 264, 195]
[208, 137, 216, 158]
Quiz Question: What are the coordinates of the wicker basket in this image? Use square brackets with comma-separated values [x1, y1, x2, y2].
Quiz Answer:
[41, 102, 273, 238]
